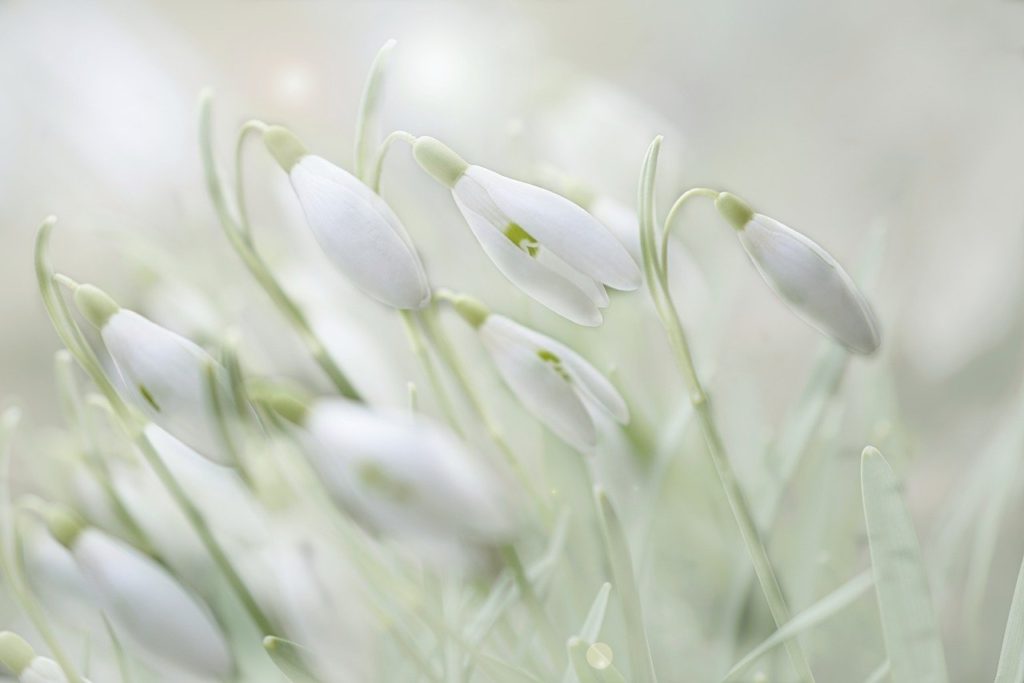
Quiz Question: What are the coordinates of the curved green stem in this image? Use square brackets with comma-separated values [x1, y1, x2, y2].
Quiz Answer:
[0, 409, 84, 683]
[234, 120, 270, 240]
[637, 138, 814, 682]
[658, 187, 719, 280]
[370, 129, 417, 194]
[354, 39, 397, 181]
[200, 91, 361, 400]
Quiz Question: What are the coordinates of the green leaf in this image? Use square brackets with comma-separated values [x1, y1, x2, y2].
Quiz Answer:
[724, 571, 873, 680]
[861, 447, 947, 683]
[994, 546, 1024, 682]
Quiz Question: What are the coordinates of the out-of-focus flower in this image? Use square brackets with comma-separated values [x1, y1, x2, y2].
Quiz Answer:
[715, 193, 881, 354]
[263, 395, 513, 550]
[451, 295, 629, 451]
[263, 125, 430, 310]
[413, 136, 640, 326]
[45, 508, 234, 679]
[0, 631, 92, 683]
[73, 284, 231, 462]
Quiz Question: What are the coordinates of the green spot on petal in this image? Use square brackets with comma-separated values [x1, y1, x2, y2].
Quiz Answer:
[538, 349, 571, 382]
[357, 461, 414, 503]
[139, 384, 161, 412]
[504, 223, 540, 257]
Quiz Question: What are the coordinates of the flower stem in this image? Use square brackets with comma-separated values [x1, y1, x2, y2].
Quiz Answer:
[637, 138, 815, 682]
[399, 310, 464, 434]
[199, 91, 362, 400]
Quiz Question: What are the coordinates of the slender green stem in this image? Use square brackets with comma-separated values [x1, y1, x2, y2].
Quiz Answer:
[370, 129, 417, 193]
[200, 91, 361, 400]
[354, 39, 397, 181]
[658, 187, 719, 278]
[234, 119, 270, 240]
[637, 138, 814, 682]
[500, 544, 561, 672]
[0, 409, 84, 683]
[400, 310, 464, 435]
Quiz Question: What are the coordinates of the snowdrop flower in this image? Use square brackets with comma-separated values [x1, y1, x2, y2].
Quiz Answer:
[715, 193, 881, 354]
[0, 631, 92, 683]
[450, 295, 629, 451]
[264, 395, 513, 549]
[413, 136, 641, 326]
[45, 507, 234, 679]
[263, 125, 430, 309]
[73, 284, 231, 463]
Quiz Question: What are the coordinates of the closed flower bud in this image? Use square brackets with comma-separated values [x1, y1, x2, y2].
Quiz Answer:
[264, 125, 430, 309]
[453, 296, 629, 451]
[264, 395, 513, 548]
[0, 632, 92, 683]
[715, 193, 881, 354]
[73, 284, 231, 463]
[45, 509, 233, 679]
[413, 137, 641, 326]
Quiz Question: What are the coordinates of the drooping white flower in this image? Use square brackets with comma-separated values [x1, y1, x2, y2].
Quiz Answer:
[264, 126, 430, 310]
[715, 193, 881, 354]
[413, 137, 641, 326]
[45, 510, 233, 679]
[266, 395, 513, 548]
[74, 284, 231, 463]
[452, 296, 629, 451]
[0, 631, 93, 683]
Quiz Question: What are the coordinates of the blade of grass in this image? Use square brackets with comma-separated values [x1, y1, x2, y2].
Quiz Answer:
[724, 571, 873, 680]
[994, 545, 1024, 682]
[562, 583, 613, 683]
[861, 447, 948, 683]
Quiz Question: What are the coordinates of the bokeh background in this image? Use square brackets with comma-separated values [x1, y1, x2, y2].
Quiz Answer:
[2, 0, 1024, 680]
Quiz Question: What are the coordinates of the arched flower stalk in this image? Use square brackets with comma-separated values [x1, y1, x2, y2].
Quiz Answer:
[413, 137, 641, 326]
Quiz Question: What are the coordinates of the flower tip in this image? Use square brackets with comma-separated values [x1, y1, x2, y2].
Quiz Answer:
[452, 294, 490, 328]
[413, 136, 468, 188]
[254, 389, 310, 426]
[715, 192, 754, 230]
[0, 631, 35, 674]
[263, 125, 308, 172]
[44, 504, 86, 548]
[73, 284, 120, 329]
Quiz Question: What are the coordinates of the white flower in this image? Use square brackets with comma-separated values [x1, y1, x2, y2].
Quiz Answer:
[269, 396, 512, 548]
[413, 137, 641, 326]
[47, 512, 233, 679]
[0, 632, 93, 683]
[74, 284, 230, 463]
[716, 193, 881, 354]
[264, 126, 430, 310]
[453, 297, 629, 451]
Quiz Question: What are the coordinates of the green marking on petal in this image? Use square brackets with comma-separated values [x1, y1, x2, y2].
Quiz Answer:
[139, 384, 161, 412]
[357, 461, 414, 502]
[538, 349, 571, 382]
[504, 223, 540, 257]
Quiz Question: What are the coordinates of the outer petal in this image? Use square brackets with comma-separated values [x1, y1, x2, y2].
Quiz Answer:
[73, 530, 233, 678]
[302, 400, 511, 542]
[290, 155, 430, 309]
[21, 657, 92, 683]
[485, 315, 628, 424]
[739, 214, 880, 354]
[467, 166, 641, 291]
[101, 311, 228, 462]
[479, 316, 597, 450]
[453, 174, 602, 325]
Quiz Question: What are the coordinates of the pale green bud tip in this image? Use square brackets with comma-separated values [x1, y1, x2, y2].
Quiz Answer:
[715, 192, 754, 230]
[46, 505, 86, 547]
[0, 631, 35, 674]
[259, 391, 310, 426]
[452, 295, 490, 328]
[74, 284, 120, 329]
[263, 126, 308, 172]
[413, 137, 468, 188]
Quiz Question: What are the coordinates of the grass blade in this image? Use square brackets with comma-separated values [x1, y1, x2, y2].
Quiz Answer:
[994, 546, 1024, 682]
[563, 583, 613, 683]
[861, 447, 948, 683]
[724, 571, 873, 680]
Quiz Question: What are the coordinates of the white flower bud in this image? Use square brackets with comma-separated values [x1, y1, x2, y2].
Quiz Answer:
[73, 284, 231, 463]
[414, 137, 640, 326]
[461, 305, 629, 451]
[46, 515, 233, 679]
[264, 126, 430, 310]
[716, 193, 881, 354]
[0, 632, 92, 683]
[271, 397, 513, 548]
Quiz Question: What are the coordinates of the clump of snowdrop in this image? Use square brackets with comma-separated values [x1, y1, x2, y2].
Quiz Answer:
[413, 136, 641, 325]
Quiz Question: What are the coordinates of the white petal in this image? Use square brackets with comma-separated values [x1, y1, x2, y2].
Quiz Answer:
[21, 657, 91, 683]
[101, 311, 229, 462]
[479, 316, 597, 450]
[453, 174, 602, 325]
[73, 530, 233, 678]
[739, 214, 881, 353]
[466, 166, 641, 291]
[291, 156, 430, 309]
[484, 315, 628, 424]
[302, 400, 511, 542]
[589, 196, 642, 264]
[535, 248, 610, 308]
